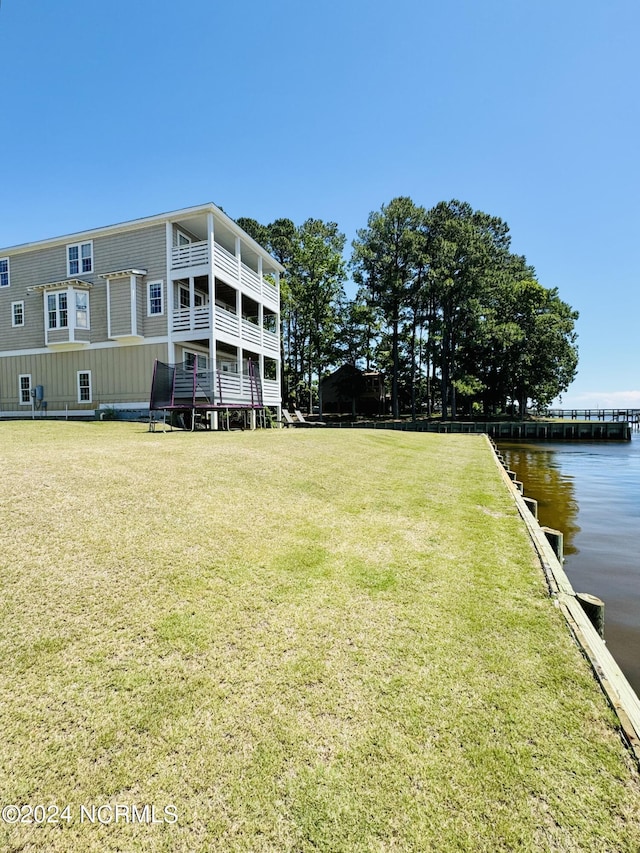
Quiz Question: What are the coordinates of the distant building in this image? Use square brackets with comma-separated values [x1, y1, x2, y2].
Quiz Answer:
[321, 364, 387, 416]
[0, 204, 284, 422]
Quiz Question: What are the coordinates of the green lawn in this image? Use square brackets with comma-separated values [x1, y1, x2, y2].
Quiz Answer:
[0, 421, 638, 852]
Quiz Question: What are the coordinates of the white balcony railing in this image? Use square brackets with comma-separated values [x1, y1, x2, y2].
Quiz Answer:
[240, 262, 261, 298]
[173, 306, 210, 332]
[241, 318, 261, 346]
[171, 240, 209, 269]
[262, 378, 280, 401]
[262, 279, 278, 305]
[214, 244, 238, 280]
[215, 305, 240, 337]
[216, 371, 242, 400]
[170, 238, 280, 304]
[263, 329, 279, 353]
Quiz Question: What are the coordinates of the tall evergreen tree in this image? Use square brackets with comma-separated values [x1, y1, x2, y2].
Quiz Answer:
[351, 197, 428, 418]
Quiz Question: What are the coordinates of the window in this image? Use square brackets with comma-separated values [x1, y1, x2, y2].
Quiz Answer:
[19, 374, 31, 405]
[0, 258, 9, 287]
[67, 241, 93, 276]
[75, 291, 88, 328]
[12, 301, 24, 327]
[48, 292, 68, 328]
[177, 230, 191, 246]
[179, 284, 205, 309]
[147, 280, 163, 315]
[184, 351, 208, 371]
[77, 371, 92, 403]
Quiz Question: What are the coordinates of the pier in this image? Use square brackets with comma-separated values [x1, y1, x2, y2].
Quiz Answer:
[545, 408, 640, 425]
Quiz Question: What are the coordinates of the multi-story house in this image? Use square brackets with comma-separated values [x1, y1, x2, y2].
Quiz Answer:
[0, 204, 284, 426]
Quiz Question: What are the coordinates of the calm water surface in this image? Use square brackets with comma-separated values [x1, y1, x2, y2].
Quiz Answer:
[499, 433, 640, 695]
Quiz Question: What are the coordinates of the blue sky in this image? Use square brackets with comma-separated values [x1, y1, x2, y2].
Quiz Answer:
[1, 0, 638, 407]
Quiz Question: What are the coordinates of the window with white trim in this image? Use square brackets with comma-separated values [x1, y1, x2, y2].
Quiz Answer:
[184, 350, 208, 371]
[12, 301, 24, 327]
[75, 291, 89, 328]
[48, 292, 68, 328]
[67, 241, 93, 276]
[0, 258, 9, 287]
[19, 374, 31, 405]
[147, 280, 164, 315]
[77, 371, 92, 403]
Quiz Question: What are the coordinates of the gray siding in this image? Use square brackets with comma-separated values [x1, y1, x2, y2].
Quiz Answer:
[109, 277, 133, 337]
[143, 279, 167, 337]
[0, 223, 168, 353]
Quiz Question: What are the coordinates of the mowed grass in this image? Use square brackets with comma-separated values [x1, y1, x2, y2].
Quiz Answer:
[0, 422, 639, 852]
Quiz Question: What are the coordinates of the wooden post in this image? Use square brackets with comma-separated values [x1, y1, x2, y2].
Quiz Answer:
[576, 593, 605, 639]
[541, 526, 564, 563]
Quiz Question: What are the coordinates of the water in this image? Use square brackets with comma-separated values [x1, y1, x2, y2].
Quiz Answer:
[498, 434, 640, 695]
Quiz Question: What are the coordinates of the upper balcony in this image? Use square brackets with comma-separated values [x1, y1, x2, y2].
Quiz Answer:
[171, 240, 279, 308]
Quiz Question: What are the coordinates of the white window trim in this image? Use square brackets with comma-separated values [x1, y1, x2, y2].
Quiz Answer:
[0, 257, 9, 288]
[11, 300, 24, 327]
[176, 229, 191, 246]
[45, 287, 91, 334]
[47, 290, 69, 330]
[147, 280, 164, 316]
[19, 374, 32, 405]
[67, 240, 93, 277]
[75, 290, 90, 329]
[183, 349, 209, 371]
[77, 370, 92, 403]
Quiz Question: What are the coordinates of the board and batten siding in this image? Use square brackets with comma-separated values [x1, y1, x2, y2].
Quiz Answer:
[0, 343, 167, 412]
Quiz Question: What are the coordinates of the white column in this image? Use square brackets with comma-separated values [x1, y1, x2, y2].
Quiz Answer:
[236, 237, 242, 282]
[43, 293, 49, 346]
[106, 279, 112, 339]
[68, 287, 75, 343]
[208, 212, 216, 403]
[130, 274, 137, 336]
[166, 221, 175, 363]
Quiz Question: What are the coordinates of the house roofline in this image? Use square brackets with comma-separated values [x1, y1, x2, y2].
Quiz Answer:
[0, 203, 286, 273]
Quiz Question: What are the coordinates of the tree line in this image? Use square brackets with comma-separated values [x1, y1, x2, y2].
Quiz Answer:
[238, 197, 578, 419]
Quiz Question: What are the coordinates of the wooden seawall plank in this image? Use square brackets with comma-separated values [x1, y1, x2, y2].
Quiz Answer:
[486, 434, 640, 764]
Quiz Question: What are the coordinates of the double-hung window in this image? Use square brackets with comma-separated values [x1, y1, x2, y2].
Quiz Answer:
[12, 301, 24, 327]
[67, 242, 93, 276]
[147, 280, 163, 316]
[0, 258, 9, 288]
[19, 374, 31, 405]
[48, 292, 68, 328]
[77, 371, 92, 403]
[75, 291, 88, 328]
